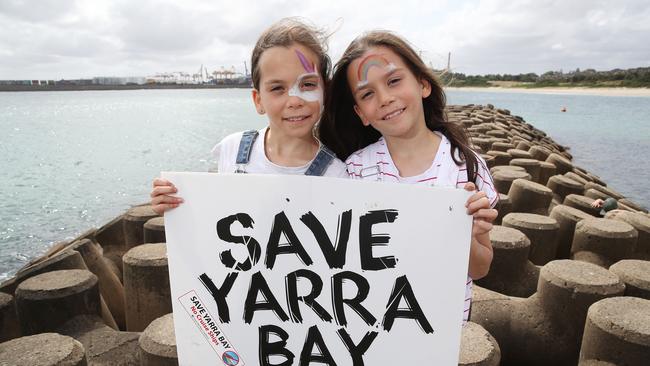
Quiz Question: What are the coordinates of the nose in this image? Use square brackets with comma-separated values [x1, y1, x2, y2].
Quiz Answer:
[377, 88, 395, 107]
[286, 94, 305, 109]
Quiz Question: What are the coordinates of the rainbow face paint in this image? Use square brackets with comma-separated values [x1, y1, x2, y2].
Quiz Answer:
[356, 54, 396, 88]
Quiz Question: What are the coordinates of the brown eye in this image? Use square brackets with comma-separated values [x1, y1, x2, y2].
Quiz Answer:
[360, 90, 373, 100]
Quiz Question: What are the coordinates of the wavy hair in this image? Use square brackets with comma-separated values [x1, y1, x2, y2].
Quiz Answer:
[318, 30, 478, 181]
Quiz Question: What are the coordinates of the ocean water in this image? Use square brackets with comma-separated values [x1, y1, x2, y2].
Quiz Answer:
[1, 88, 648, 281]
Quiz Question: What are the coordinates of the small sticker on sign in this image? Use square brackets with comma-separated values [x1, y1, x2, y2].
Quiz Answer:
[178, 290, 245, 365]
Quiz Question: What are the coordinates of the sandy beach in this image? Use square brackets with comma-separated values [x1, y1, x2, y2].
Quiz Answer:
[445, 86, 650, 97]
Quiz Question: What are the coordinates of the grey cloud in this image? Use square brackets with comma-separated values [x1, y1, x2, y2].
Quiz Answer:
[1, 0, 649, 79]
[0, 0, 77, 23]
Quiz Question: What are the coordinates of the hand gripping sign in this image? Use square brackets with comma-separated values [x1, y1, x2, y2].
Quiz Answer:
[162, 173, 472, 366]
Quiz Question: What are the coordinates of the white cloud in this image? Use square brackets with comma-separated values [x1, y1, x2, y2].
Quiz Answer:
[0, 0, 648, 79]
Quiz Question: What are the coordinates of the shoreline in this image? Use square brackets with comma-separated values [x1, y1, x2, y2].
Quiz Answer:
[445, 86, 650, 97]
[3, 83, 650, 96]
[0, 83, 251, 92]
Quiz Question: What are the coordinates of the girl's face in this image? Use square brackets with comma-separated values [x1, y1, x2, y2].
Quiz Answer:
[253, 43, 323, 139]
[347, 46, 431, 139]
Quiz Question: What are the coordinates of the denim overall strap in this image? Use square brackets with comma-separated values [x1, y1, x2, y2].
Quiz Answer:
[234, 130, 259, 173]
[304, 145, 336, 176]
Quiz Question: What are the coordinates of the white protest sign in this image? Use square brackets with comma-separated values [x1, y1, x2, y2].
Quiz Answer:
[162, 172, 472, 366]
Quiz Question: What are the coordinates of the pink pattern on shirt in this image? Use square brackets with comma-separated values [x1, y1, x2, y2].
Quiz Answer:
[345, 135, 498, 325]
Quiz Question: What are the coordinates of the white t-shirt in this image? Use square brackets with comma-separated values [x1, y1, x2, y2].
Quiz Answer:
[211, 127, 348, 177]
[345, 133, 499, 324]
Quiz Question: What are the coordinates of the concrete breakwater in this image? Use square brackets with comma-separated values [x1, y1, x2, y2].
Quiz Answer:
[1, 104, 649, 365]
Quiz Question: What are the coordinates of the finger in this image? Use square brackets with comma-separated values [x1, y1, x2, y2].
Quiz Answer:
[152, 203, 180, 215]
[151, 195, 183, 206]
[463, 182, 477, 192]
[465, 191, 487, 205]
[465, 191, 486, 208]
[150, 185, 178, 198]
[153, 178, 175, 188]
[472, 220, 493, 234]
[467, 196, 490, 213]
[473, 208, 498, 222]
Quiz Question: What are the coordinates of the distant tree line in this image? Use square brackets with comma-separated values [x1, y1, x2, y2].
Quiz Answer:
[439, 67, 650, 87]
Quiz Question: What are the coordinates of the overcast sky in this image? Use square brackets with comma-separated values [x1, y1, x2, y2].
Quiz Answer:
[1, 0, 649, 79]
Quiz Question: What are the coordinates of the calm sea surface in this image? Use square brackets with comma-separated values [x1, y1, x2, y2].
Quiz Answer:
[1, 88, 649, 281]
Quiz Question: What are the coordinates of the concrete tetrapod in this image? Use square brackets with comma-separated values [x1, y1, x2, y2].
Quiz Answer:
[486, 150, 512, 166]
[95, 214, 126, 281]
[471, 260, 625, 366]
[571, 168, 595, 185]
[547, 174, 585, 202]
[475, 225, 539, 297]
[585, 188, 609, 201]
[458, 322, 501, 366]
[15, 269, 101, 335]
[507, 148, 533, 159]
[67, 238, 126, 330]
[550, 205, 593, 259]
[123, 243, 172, 332]
[493, 170, 531, 195]
[502, 213, 559, 265]
[58, 315, 141, 365]
[139, 313, 178, 366]
[123, 205, 159, 250]
[584, 182, 625, 200]
[619, 198, 648, 213]
[546, 153, 574, 175]
[0, 333, 88, 366]
[565, 171, 590, 186]
[571, 218, 638, 268]
[537, 161, 557, 186]
[0, 292, 20, 342]
[509, 158, 541, 183]
[490, 165, 526, 176]
[609, 260, 650, 299]
[528, 145, 552, 161]
[1, 248, 88, 295]
[515, 141, 532, 151]
[490, 141, 514, 152]
[605, 210, 650, 260]
[508, 178, 554, 215]
[144, 216, 166, 244]
[494, 193, 512, 225]
[482, 154, 496, 168]
[579, 297, 650, 366]
[2, 249, 117, 330]
[564, 194, 601, 217]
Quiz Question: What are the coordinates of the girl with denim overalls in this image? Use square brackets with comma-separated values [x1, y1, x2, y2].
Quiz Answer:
[318, 31, 499, 324]
[151, 19, 347, 214]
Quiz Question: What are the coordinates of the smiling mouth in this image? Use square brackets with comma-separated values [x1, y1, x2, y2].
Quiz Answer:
[382, 108, 405, 120]
[283, 115, 311, 122]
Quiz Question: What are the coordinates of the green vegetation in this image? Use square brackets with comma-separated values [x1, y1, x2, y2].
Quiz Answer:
[438, 67, 650, 88]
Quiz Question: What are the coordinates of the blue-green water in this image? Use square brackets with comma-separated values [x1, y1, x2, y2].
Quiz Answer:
[1, 89, 649, 281]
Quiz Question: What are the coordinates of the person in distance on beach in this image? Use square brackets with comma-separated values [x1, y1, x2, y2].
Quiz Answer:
[318, 30, 498, 324]
[591, 197, 618, 216]
[150, 18, 348, 213]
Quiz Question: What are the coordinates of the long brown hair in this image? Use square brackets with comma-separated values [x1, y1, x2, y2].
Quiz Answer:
[251, 17, 331, 91]
[319, 30, 479, 181]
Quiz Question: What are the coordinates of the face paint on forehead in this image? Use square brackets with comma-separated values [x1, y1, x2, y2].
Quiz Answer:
[356, 54, 397, 88]
[295, 49, 316, 73]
